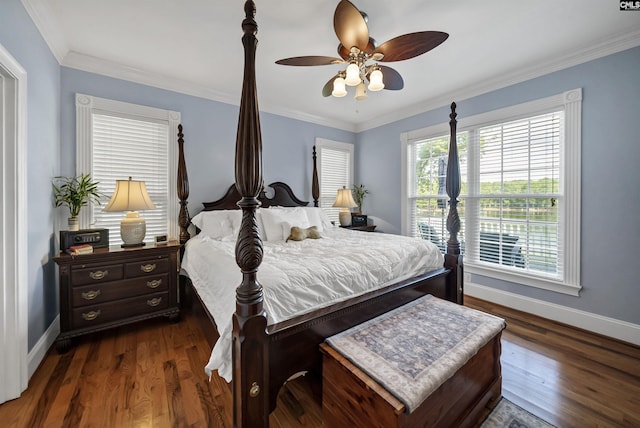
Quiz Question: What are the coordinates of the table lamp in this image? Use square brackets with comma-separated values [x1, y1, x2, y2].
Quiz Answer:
[104, 177, 156, 247]
[333, 187, 357, 226]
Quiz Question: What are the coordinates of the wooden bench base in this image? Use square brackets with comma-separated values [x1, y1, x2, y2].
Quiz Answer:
[320, 332, 503, 428]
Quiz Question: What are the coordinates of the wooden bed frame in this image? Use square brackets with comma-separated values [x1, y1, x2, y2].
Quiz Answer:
[176, 2, 468, 426]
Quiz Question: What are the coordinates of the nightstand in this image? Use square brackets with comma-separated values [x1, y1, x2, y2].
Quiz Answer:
[340, 224, 377, 232]
[53, 242, 181, 352]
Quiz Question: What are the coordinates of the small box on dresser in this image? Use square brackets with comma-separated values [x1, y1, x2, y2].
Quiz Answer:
[53, 241, 181, 352]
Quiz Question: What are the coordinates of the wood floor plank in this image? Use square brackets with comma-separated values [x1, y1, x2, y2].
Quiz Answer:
[1, 298, 638, 427]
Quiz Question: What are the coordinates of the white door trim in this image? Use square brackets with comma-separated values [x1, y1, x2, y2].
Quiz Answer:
[0, 42, 29, 404]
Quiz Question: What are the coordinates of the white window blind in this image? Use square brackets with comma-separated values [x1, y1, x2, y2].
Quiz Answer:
[467, 112, 561, 275]
[315, 139, 354, 224]
[91, 114, 169, 246]
[402, 89, 582, 295]
[75, 94, 180, 247]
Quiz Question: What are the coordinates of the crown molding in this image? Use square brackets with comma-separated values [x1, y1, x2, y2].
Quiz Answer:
[20, 0, 68, 63]
[61, 51, 358, 133]
[355, 28, 640, 132]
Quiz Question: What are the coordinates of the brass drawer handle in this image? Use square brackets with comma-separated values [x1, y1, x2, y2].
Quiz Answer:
[141, 263, 156, 273]
[82, 310, 101, 321]
[147, 297, 162, 307]
[81, 290, 101, 300]
[89, 270, 108, 280]
[147, 279, 162, 289]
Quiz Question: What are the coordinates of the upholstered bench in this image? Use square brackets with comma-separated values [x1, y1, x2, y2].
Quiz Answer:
[320, 294, 506, 428]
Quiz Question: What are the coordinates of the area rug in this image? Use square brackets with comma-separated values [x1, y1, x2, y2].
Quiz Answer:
[480, 398, 556, 428]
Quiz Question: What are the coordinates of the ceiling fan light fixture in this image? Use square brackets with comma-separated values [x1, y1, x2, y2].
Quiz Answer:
[332, 77, 347, 97]
[345, 62, 362, 86]
[368, 68, 385, 91]
[355, 82, 367, 101]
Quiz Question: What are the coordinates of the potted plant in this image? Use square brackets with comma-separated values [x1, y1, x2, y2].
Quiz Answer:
[352, 184, 369, 214]
[52, 173, 104, 231]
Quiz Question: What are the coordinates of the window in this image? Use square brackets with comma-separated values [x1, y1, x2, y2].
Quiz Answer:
[402, 89, 582, 295]
[315, 138, 354, 224]
[76, 94, 180, 246]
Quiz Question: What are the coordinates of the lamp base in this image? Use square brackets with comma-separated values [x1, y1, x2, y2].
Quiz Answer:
[120, 211, 147, 247]
[339, 210, 352, 227]
[121, 242, 146, 248]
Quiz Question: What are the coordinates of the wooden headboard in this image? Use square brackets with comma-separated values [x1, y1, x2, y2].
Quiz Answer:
[202, 182, 309, 211]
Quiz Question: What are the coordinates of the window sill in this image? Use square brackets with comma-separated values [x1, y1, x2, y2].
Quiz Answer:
[465, 262, 582, 297]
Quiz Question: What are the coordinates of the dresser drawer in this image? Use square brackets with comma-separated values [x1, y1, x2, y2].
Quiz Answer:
[72, 274, 169, 307]
[125, 257, 169, 278]
[71, 264, 124, 286]
[71, 291, 169, 329]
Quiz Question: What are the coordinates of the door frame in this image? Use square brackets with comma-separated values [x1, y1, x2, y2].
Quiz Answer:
[0, 42, 28, 404]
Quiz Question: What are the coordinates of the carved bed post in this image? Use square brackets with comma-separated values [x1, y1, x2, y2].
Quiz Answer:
[312, 145, 319, 207]
[177, 124, 190, 251]
[232, 1, 269, 427]
[445, 102, 464, 305]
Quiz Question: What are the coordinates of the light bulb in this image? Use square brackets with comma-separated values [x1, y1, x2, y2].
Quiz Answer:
[355, 82, 367, 101]
[368, 68, 385, 91]
[331, 77, 347, 97]
[345, 63, 361, 86]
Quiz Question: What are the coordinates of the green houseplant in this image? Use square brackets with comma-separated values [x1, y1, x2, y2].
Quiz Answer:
[53, 173, 104, 231]
[352, 184, 369, 214]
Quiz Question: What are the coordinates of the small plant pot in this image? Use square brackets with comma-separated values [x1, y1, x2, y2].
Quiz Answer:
[67, 217, 79, 231]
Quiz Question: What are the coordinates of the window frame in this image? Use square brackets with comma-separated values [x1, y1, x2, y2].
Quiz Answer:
[401, 89, 582, 296]
[315, 138, 354, 224]
[75, 93, 180, 243]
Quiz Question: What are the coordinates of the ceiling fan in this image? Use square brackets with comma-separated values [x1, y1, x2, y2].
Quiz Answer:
[275, 0, 449, 100]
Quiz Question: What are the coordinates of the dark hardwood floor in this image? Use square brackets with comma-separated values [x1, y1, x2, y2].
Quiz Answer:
[1, 296, 638, 427]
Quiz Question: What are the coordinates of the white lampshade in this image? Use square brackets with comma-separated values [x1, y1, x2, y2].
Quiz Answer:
[332, 77, 347, 97]
[345, 63, 361, 86]
[333, 187, 358, 226]
[355, 82, 368, 101]
[104, 177, 156, 247]
[368, 68, 385, 91]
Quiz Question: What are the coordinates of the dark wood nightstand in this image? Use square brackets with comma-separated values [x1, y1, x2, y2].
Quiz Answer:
[340, 224, 377, 232]
[53, 242, 181, 352]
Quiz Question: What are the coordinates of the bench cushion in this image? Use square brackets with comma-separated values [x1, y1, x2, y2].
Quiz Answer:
[325, 294, 505, 413]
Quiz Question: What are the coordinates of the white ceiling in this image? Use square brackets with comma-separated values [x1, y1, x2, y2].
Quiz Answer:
[24, 0, 640, 131]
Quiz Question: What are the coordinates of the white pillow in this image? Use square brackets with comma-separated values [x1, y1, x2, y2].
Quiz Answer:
[193, 209, 269, 241]
[261, 207, 310, 241]
[191, 210, 236, 240]
[301, 207, 330, 232]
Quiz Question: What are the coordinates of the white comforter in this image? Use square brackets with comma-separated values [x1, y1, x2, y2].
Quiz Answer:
[181, 227, 443, 382]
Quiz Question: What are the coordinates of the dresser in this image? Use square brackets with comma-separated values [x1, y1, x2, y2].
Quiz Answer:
[53, 242, 180, 352]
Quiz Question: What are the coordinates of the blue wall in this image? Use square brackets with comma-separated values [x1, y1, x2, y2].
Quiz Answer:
[357, 46, 640, 325]
[0, 0, 61, 350]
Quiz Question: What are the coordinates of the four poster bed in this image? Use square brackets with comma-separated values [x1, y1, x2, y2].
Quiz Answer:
[174, 2, 499, 426]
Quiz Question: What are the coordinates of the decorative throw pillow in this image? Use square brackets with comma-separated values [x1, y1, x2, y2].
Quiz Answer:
[286, 226, 321, 242]
[261, 207, 310, 241]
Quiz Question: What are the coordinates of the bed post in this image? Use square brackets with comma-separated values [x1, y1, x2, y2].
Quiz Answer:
[177, 124, 190, 252]
[312, 145, 319, 207]
[232, 1, 269, 427]
[445, 102, 464, 305]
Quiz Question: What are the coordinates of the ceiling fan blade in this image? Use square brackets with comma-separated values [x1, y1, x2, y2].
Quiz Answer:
[322, 74, 340, 97]
[378, 65, 404, 90]
[276, 56, 344, 66]
[334, 0, 370, 52]
[374, 31, 449, 62]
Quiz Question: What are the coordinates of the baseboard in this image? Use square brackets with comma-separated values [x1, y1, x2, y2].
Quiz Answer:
[27, 315, 60, 379]
[465, 282, 640, 346]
